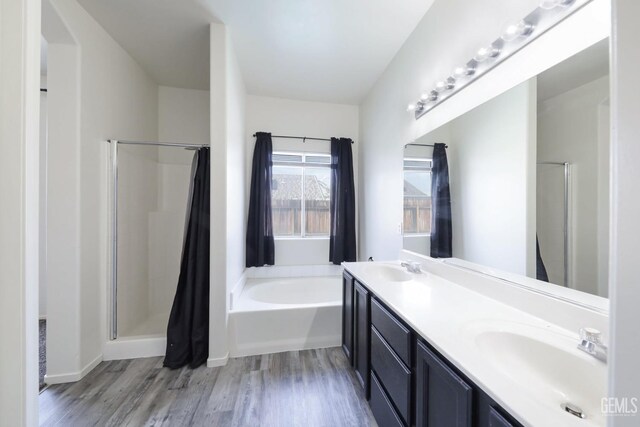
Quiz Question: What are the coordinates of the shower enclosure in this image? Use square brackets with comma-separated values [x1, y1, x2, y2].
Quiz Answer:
[536, 162, 571, 287]
[109, 140, 205, 343]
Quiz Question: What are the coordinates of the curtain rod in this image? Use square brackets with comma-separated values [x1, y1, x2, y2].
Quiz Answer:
[405, 142, 448, 149]
[108, 139, 208, 149]
[253, 134, 354, 144]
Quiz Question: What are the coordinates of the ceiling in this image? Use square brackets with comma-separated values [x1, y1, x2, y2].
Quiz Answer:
[537, 38, 609, 102]
[78, 0, 217, 91]
[77, 0, 435, 104]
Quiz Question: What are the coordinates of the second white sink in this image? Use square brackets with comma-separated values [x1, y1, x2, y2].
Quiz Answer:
[474, 327, 606, 426]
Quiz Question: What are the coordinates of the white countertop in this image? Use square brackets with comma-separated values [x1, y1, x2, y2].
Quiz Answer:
[343, 261, 607, 427]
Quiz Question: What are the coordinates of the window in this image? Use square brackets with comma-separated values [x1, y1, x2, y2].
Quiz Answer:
[271, 152, 331, 237]
[403, 158, 432, 235]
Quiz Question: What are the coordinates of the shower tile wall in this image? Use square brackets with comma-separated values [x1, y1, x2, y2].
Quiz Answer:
[117, 145, 192, 337]
[117, 145, 158, 336]
[147, 149, 192, 335]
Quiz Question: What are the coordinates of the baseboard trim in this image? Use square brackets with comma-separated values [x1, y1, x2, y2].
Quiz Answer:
[207, 352, 229, 368]
[103, 336, 166, 361]
[44, 354, 102, 385]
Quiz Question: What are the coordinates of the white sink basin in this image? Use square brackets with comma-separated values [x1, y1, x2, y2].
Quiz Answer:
[366, 264, 412, 282]
[474, 329, 606, 425]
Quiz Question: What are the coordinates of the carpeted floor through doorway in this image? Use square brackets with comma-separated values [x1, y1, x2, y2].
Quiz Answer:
[39, 319, 46, 390]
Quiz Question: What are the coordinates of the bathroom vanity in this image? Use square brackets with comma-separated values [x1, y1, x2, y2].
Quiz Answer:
[342, 260, 607, 427]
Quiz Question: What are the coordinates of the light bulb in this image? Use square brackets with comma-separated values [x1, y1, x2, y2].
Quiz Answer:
[474, 46, 500, 62]
[453, 65, 475, 78]
[501, 20, 534, 41]
[420, 92, 430, 101]
[407, 103, 416, 112]
[435, 78, 455, 92]
[540, 0, 574, 9]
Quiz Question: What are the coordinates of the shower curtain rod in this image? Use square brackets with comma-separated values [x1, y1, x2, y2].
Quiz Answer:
[252, 134, 354, 144]
[405, 142, 448, 149]
[108, 139, 208, 149]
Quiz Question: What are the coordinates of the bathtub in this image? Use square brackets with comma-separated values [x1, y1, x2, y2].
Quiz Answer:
[229, 276, 342, 357]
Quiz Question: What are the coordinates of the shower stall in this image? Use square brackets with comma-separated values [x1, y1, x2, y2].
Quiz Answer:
[536, 162, 571, 288]
[105, 139, 205, 358]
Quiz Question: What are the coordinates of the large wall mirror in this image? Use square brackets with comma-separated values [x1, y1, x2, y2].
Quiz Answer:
[403, 38, 610, 299]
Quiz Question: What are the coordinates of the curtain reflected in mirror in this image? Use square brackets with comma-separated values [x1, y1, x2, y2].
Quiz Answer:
[403, 38, 610, 299]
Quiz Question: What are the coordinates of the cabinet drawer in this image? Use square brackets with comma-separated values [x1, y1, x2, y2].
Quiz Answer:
[371, 326, 411, 425]
[370, 372, 405, 427]
[371, 298, 411, 366]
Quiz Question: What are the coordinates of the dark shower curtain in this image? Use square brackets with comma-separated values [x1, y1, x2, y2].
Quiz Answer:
[430, 143, 452, 258]
[329, 137, 356, 264]
[164, 147, 210, 369]
[246, 132, 275, 267]
[536, 235, 549, 282]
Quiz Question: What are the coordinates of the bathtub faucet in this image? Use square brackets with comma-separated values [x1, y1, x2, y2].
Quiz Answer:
[400, 260, 422, 273]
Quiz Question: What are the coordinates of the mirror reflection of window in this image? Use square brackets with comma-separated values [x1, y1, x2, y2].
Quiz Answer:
[402, 38, 610, 300]
[403, 158, 432, 235]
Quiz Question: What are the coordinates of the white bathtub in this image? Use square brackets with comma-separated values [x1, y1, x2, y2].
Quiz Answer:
[229, 276, 342, 357]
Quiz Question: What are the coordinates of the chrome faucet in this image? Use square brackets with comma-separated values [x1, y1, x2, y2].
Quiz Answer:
[400, 260, 422, 273]
[577, 327, 607, 362]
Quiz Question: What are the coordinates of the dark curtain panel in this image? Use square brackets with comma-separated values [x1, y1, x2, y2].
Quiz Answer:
[536, 235, 550, 282]
[329, 137, 356, 264]
[246, 132, 275, 267]
[430, 143, 452, 258]
[164, 148, 210, 369]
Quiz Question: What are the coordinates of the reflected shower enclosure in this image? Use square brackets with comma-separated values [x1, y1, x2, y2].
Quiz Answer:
[536, 162, 570, 288]
[110, 140, 196, 339]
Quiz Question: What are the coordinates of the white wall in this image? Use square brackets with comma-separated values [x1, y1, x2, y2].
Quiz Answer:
[538, 76, 610, 295]
[44, 0, 159, 382]
[245, 95, 359, 265]
[359, 0, 610, 262]
[39, 76, 48, 319]
[0, 0, 41, 423]
[208, 23, 226, 366]
[450, 80, 536, 275]
[407, 82, 536, 274]
[43, 38, 82, 382]
[225, 38, 246, 297]
[609, 1, 640, 423]
[158, 86, 210, 145]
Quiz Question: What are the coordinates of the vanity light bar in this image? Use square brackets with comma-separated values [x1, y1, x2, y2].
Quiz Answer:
[408, 0, 593, 119]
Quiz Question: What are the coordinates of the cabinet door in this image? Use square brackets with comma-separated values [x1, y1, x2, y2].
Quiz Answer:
[416, 341, 472, 427]
[354, 281, 371, 398]
[342, 272, 354, 364]
[488, 407, 516, 427]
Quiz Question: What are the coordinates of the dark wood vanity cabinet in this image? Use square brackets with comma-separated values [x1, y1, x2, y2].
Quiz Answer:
[341, 272, 354, 364]
[354, 281, 371, 397]
[341, 270, 524, 427]
[415, 340, 472, 427]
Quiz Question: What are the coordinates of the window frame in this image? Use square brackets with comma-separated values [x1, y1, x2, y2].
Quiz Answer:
[272, 151, 332, 239]
[403, 157, 432, 237]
